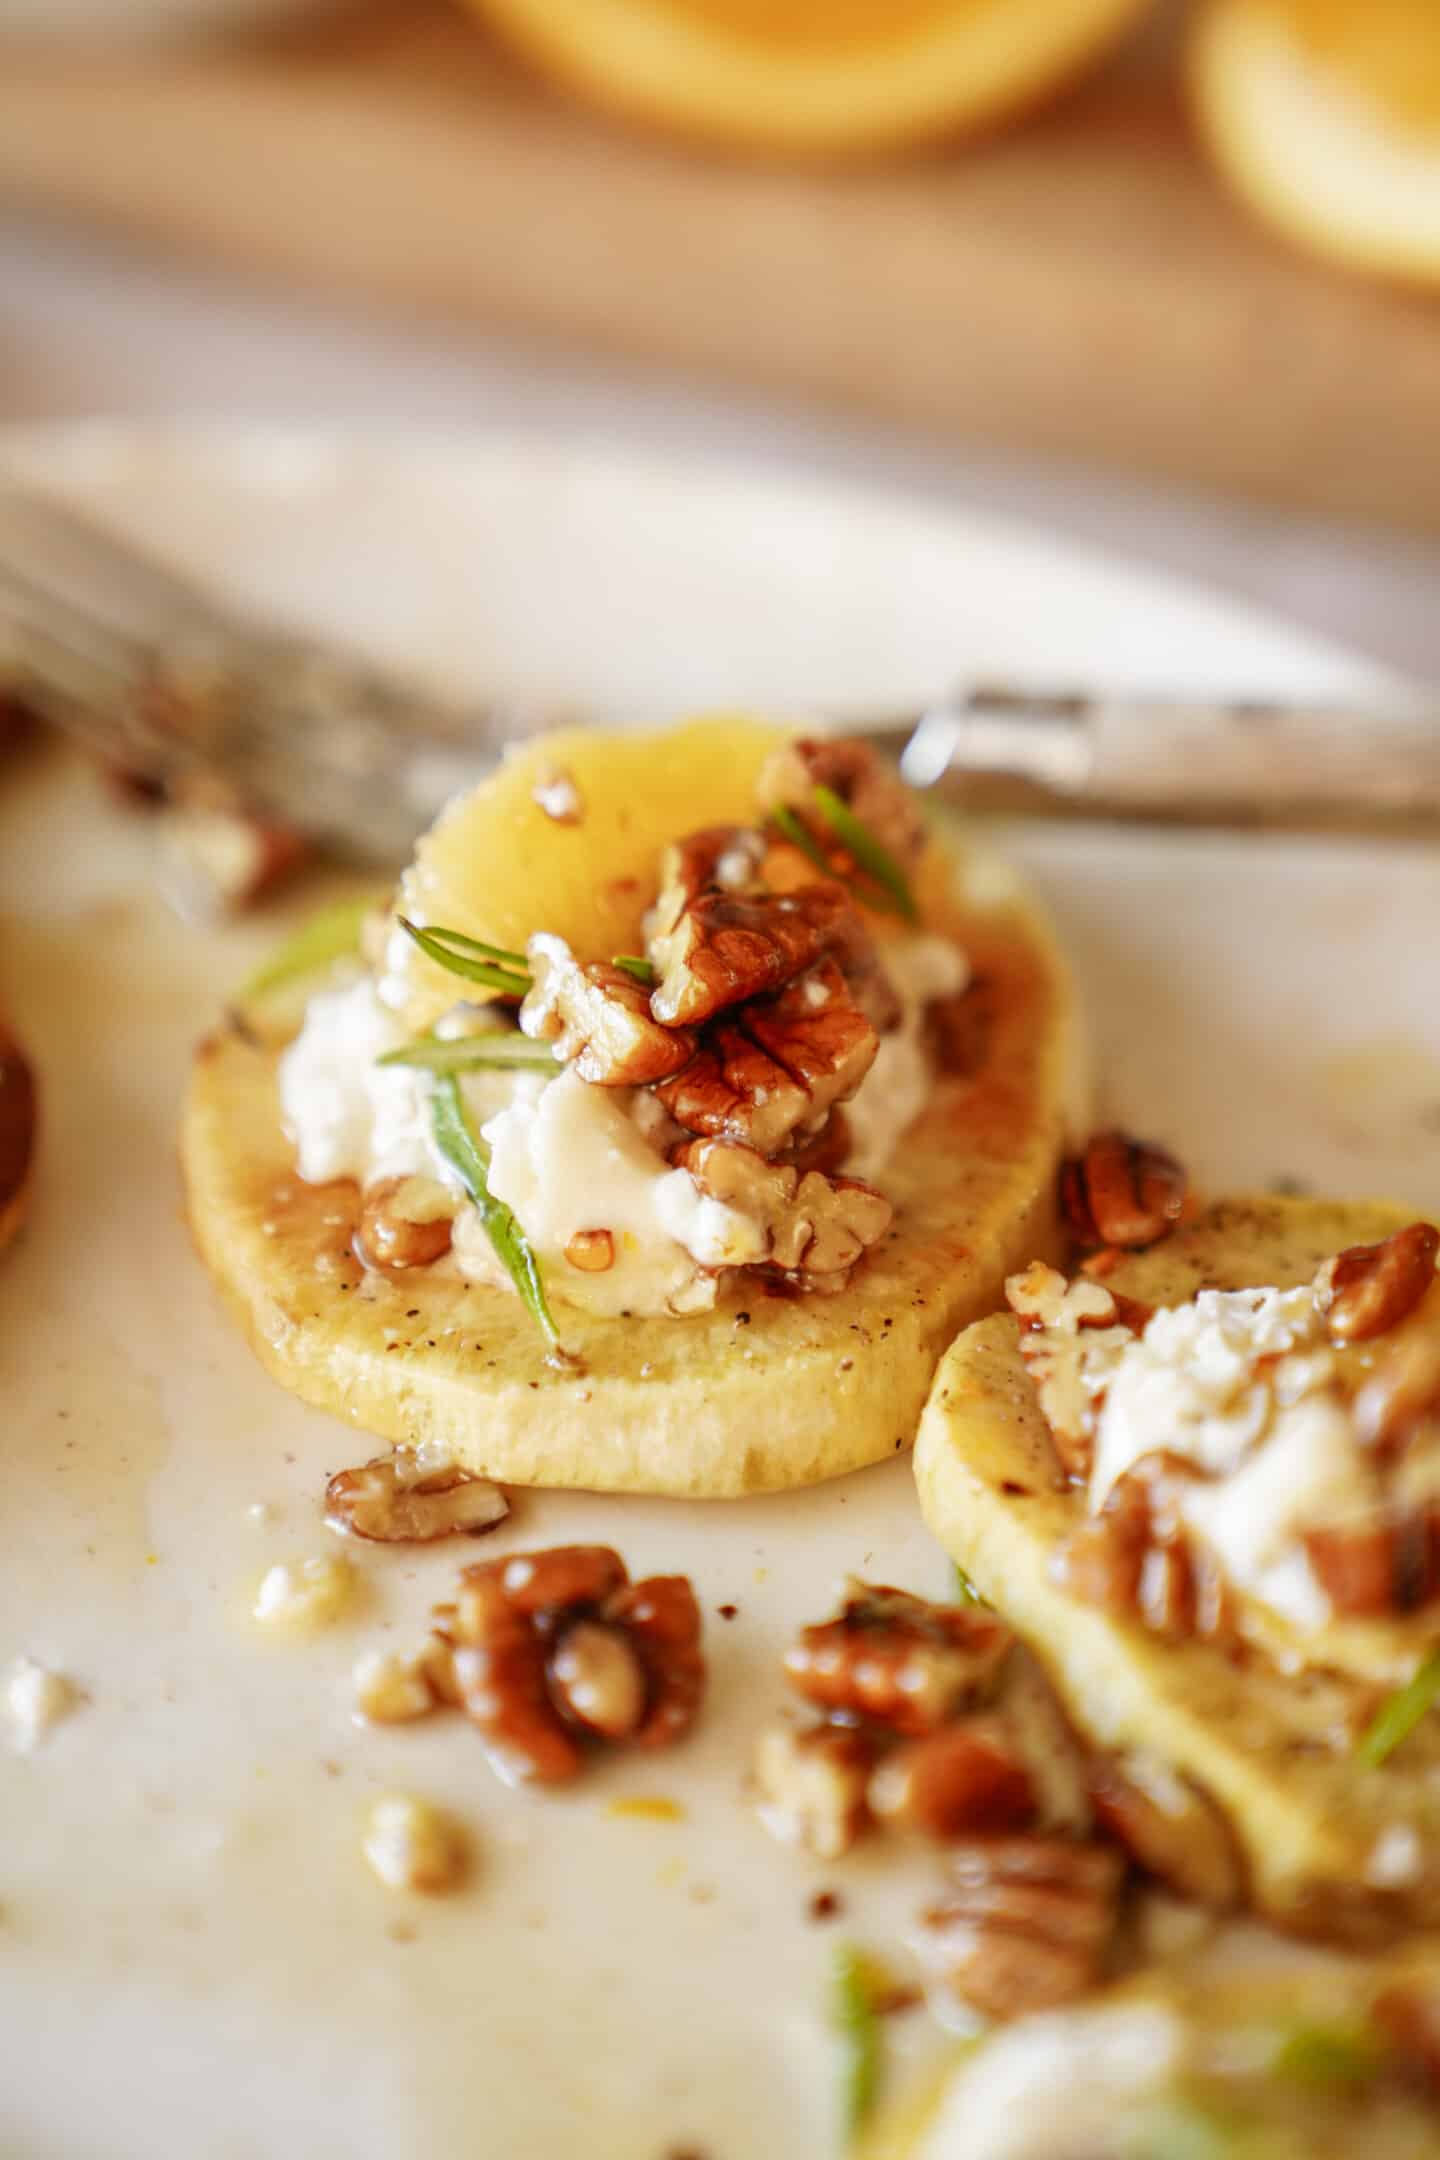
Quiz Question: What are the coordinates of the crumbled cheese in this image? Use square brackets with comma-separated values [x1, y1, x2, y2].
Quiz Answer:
[1365, 1822, 1423, 1889]
[253, 1555, 356, 1633]
[4, 1658, 79, 1753]
[845, 933, 969, 1182]
[279, 977, 536, 1190]
[362, 1794, 467, 1894]
[917, 2001, 1184, 2160]
[279, 923, 967, 1320]
[1084, 1285, 1377, 1630]
[460, 1067, 764, 1318]
[352, 1649, 438, 1725]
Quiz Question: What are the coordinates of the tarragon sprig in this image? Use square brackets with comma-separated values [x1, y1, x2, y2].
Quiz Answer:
[429, 1074, 562, 1354]
[611, 954, 657, 986]
[1356, 1647, 1440, 1769]
[770, 789, 920, 925]
[830, 1944, 883, 2146]
[399, 918, 532, 996]
[377, 1034, 559, 1076]
[811, 785, 919, 925]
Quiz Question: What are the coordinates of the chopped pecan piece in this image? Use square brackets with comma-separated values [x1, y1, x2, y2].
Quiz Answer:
[1302, 1521, 1399, 1617]
[1315, 1222, 1439, 1344]
[678, 1138, 891, 1292]
[521, 932, 694, 1084]
[917, 1835, 1124, 2023]
[436, 1545, 705, 1786]
[326, 1454, 509, 1543]
[657, 959, 877, 1155]
[784, 1581, 1011, 1738]
[1087, 1753, 1243, 1907]
[650, 827, 769, 931]
[757, 737, 928, 873]
[1355, 1331, 1440, 1457]
[355, 1174, 454, 1271]
[753, 1722, 880, 1860]
[868, 1717, 1036, 1841]
[565, 1228, 615, 1273]
[1007, 1263, 1139, 1481]
[546, 1621, 648, 1740]
[650, 883, 855, 1029]
[1060, 1130, 1188, 1251]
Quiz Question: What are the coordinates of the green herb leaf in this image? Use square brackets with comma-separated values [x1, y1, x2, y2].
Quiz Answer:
[1357, 1647, 1440, 1769]
[240, 895, 375, 999]
[399, 918, 531, 996]
[830, 1944, 883, 2147]
[430, 1074, 561, 1353]
[951, 1562, 988, 1609]
[811, 785, 919, 925]
[1273, 2021, 1386, 2089]
[770, 803, 838, 882]
[377, 1035, 559, 1075]
[611, 954, 657, 986]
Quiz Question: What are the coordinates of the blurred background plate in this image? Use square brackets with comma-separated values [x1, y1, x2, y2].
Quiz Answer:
[0, 421, 1437, 2160]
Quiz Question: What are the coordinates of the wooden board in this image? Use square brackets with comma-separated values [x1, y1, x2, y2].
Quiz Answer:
[2, 1, 1440, 532]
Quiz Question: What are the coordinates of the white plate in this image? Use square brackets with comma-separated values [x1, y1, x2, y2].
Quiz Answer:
[1, 425, 1438, 2160]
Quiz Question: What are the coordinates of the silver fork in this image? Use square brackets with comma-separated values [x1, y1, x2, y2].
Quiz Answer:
[5, 484, 1440, 853]
[0, 486, 504, 859]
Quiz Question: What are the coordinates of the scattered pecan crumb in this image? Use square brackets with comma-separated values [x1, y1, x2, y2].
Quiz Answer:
[362, 1794, 468, 1895]
[717, 1603, 739, 1621]
[355, 1176, 454, 1271]
[808, 1889, 843, 1922]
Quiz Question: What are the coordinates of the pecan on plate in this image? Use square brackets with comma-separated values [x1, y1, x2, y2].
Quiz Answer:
[1060, 1130, 1188, 1252]
[753, 1722, 881, 1861]
[677, 1137, 892, 1293]
[521, 932, 694, 1085]
[650, 880, 854, 1029]
[657, 959, 877, 1156]
[784, 1581, 1011, 1738]
[355, 1174, 455, 1271]
[435, 1545, 705, 1786]
[1315, 1222, 1439, 1344]
[326, 1454, 509, 1543]
[916, 1835, 1125, 2023]
[757, 737, 928, 874]
[868, 1717, 1036, 1842]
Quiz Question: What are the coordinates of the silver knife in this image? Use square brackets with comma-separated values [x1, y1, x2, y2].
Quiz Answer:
[4, 484, 1438, 859]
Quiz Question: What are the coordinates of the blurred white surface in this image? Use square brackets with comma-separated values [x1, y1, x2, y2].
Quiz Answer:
[3, 210, 1440, 680]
